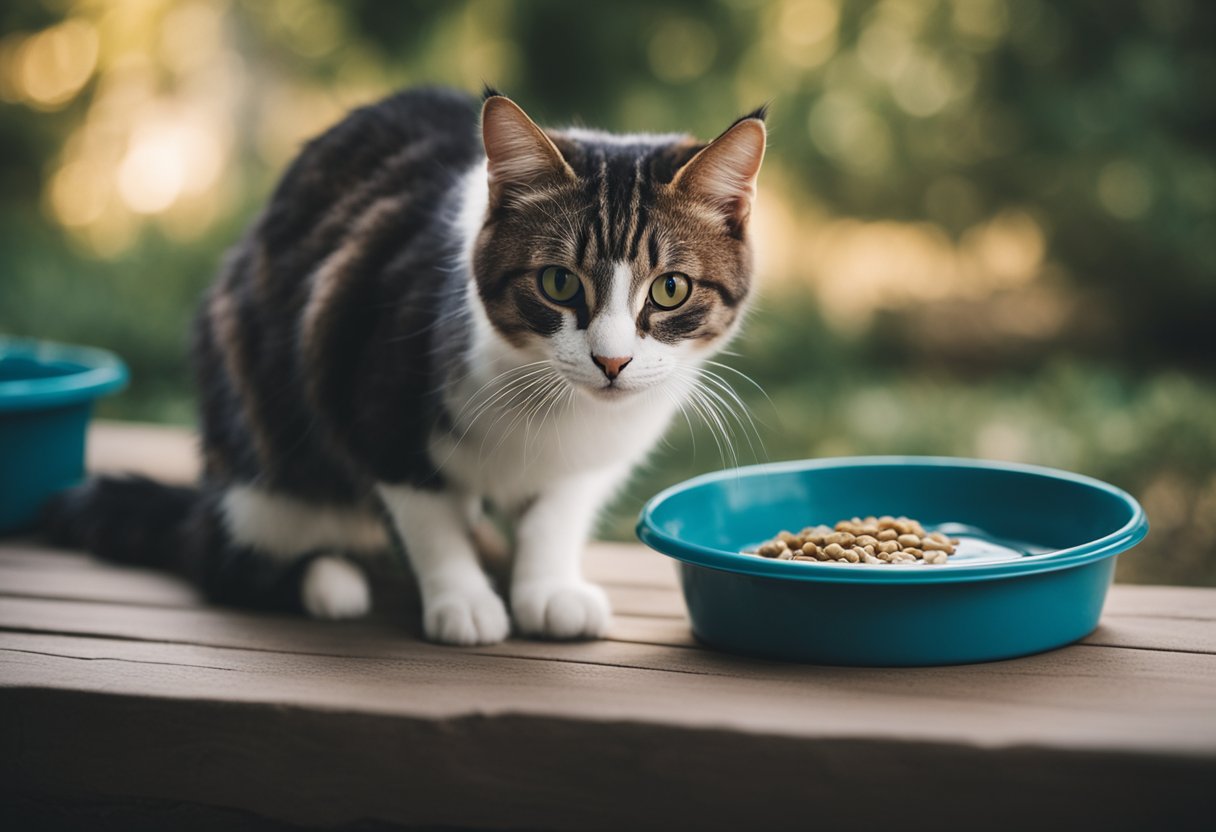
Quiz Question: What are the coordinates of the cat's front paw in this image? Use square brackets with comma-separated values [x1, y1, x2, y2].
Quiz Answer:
[424, 587, 510, 646]
[512, 579, 611, 640]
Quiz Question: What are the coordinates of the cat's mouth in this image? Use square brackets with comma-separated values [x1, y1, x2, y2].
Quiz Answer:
[584, 380, 639, 400]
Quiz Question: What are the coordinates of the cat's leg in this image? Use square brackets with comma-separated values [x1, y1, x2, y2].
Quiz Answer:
[509, 468, 624, 640]
[216, 485, 381, 620]
[378, 484, 510, 645]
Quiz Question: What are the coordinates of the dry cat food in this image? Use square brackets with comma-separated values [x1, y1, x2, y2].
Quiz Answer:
[750, 516, 958, 565]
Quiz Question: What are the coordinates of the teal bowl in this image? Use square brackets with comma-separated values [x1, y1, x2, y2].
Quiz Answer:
[0, 337, 128, 533]
[637, 457, 1149, 666]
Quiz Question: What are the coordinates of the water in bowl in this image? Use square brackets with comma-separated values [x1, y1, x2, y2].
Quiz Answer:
[932, 523, 1054, 565]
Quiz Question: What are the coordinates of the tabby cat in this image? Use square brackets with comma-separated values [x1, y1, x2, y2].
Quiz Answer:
[47, 87, 766, 645]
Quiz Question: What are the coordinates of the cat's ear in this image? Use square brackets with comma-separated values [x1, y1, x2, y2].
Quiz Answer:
[672, 111, 767, 235]
[481, 95, 574, 205]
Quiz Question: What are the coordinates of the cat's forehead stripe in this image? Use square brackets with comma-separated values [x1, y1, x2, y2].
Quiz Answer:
[573, 138, 663, 270]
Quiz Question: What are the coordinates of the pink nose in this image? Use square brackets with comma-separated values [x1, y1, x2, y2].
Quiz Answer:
[592, 354, 633, 381]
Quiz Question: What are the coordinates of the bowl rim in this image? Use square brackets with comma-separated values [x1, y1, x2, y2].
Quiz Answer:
[636, 456, 1149, 585]
[0, 336, 129, 412]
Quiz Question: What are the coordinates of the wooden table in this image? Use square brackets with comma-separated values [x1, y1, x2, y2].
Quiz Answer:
[2, 423, 1214, 830]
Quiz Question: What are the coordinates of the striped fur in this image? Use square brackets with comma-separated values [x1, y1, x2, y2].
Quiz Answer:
[44, 87, 767, 641]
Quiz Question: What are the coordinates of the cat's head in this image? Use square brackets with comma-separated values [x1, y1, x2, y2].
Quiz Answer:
[470, 92, 765, 399]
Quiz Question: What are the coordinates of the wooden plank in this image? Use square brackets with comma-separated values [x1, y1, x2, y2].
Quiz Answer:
[7, 540, 1214, 623]
[4, 631, 1216, 755]
[582, 540, 679, 588]
[3, 585, 1214, 662]
[0, 558, 204, 608]
[1103, 586, 1216, 621]
[2, 614, 1216, 755]
[0, 543, 688, 619]
[1084, 618, 1216, 654]
[87, 420, 198, 484]
[6, 554, 1216, 655]
[3, 682, 1210, 832]
[2, 542, 1214, 651]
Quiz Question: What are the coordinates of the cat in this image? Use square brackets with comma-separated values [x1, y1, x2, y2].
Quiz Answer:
[45, 86, 766, 645]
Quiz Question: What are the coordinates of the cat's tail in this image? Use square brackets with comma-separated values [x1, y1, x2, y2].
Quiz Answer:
[41, 475, 331, 613]
[41, 475, 201, 569]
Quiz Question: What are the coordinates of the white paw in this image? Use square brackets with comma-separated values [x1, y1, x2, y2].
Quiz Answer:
[424, 587, 510, 646]
[512, 580, 611, 640]
[301, 556, 371, 620]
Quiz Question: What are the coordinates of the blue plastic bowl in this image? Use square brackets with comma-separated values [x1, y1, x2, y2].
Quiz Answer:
[0, 337, 128, 533]
[637, 457, 1149, 666]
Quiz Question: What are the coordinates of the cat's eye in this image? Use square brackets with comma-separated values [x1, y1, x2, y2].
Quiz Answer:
[538, 266, 582, 304]
[649, 273, 691, 310]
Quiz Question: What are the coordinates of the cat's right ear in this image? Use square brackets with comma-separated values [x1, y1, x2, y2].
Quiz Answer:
[481, 95, 574, 206]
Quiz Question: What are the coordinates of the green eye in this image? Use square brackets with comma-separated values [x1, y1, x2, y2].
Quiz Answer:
[649, 273, 691, 309]
[539, 266, 582, 304]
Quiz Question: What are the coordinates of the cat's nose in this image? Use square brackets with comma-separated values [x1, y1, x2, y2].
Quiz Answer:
[592, 354, 633, 381]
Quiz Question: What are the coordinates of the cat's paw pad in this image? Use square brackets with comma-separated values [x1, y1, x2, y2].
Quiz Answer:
[512, 580, 611, 640]
[424, 587, 510, 646]
[302, 556, 371, 620]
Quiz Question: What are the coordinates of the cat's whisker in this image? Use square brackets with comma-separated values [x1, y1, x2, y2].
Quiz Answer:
[450, 362, 552, 426]
[523, 376, 571, 461]
[673, 366, 745, 471]
[432, 362, 556, 473]
[702, 359, 774, 411]
[692, 390, 734, 471]
[674, 375, 730, 471]
[696, 379, 760, 466]
[483, 371, 564, 462]
[654, 380, 698, 458]
[472, 372, 558, 448]
[458, 366, 554, 429]
[518, 375, 560, 457]
[475, 368, 562, 457]
[692, 368, 767, 462]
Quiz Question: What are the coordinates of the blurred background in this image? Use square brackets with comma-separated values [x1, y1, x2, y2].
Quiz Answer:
[1, 0, 1213, 584]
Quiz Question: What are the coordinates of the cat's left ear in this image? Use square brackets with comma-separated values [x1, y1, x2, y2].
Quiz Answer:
[482, 95, 575, 206]
[672, 111, 767, 236]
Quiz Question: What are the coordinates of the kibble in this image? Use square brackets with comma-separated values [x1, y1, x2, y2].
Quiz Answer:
[747, 515, 958, 567]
